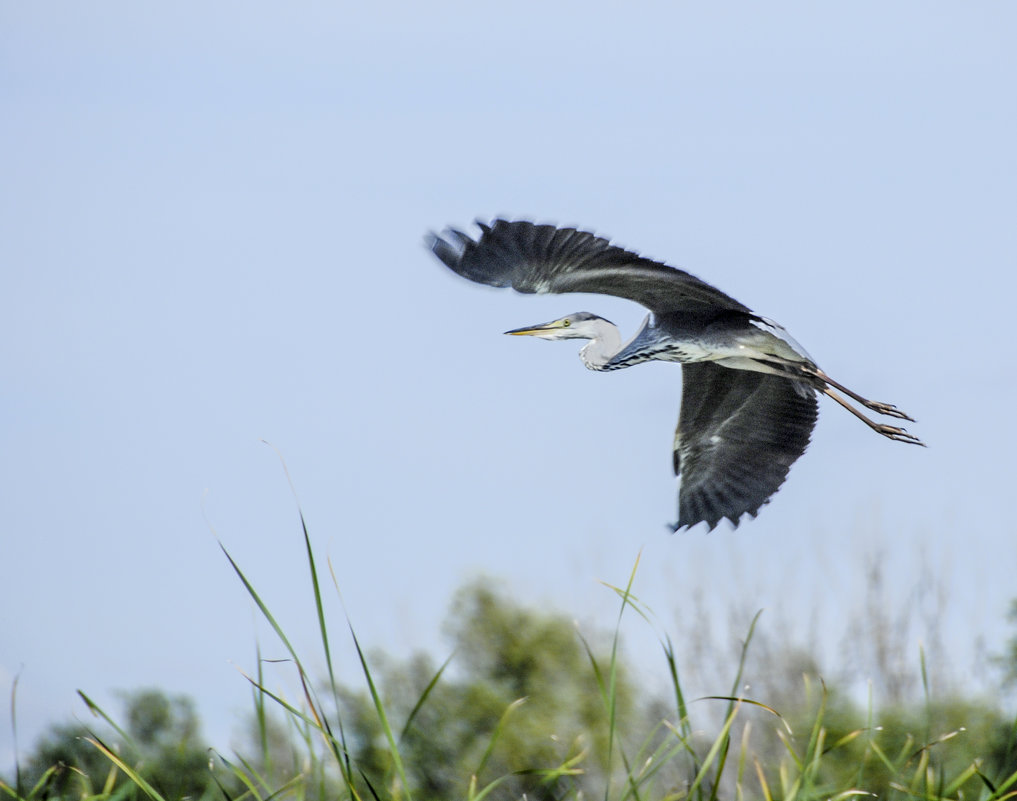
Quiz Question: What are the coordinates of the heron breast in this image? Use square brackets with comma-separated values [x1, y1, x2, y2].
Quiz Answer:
[652, 342, 718, 363]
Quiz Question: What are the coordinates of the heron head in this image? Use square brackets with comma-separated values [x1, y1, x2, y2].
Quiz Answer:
[504, 312, 613, 341]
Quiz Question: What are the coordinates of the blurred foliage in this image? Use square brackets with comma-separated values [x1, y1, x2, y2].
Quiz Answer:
[6, 580, 1017, 800]
[335, 580, 637, 799]
[1001, 599, 1017, 688]
[741, 679, 1017, 798]
[7, 689, 224, 800]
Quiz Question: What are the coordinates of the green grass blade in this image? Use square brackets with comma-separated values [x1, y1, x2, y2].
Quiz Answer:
[686, 702, 742, 799]
[263, 445, 358, 789]
[608, 556, 643, 801]
[213, 749, 268, 800]
[696, 696, 784, 722]
[736, 719, 751, 801]
[474, 697, 527, 781]
[85, 733, 166, 801]
[235, 664, 356, 773]
[8, 671, 22, 800]
[467, 772, 515, 801]
[942, 761, 980, 796]
[662, 636, 704, 777]
[706, 731, 732, 801]
[77, 691, 135, 750]
[220, 543, 301, 664]
[297, 509, 332, 674]
[399, 651, 455, 743]
[725, 610, 763, 722]
[252, 642, 270, 778]
[222, 541, 355, 781]
[348, 620, 412, 800]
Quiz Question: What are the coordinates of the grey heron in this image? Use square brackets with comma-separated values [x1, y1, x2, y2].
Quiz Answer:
[428, 219, 923, 531]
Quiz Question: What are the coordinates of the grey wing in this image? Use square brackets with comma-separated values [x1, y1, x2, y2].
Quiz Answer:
[428, 219, 751, 317]
[673, 363, 818, 531]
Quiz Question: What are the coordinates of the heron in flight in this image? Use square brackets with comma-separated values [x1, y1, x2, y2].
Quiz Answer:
[428, 219, 923, 530]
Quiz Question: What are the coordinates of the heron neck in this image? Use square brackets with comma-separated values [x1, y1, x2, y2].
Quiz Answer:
[579, 324, 623, 371]
[582, 314, 658, 371]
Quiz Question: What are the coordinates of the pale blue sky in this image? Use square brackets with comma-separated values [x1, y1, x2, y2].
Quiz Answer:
[3, 2, 1016, 768]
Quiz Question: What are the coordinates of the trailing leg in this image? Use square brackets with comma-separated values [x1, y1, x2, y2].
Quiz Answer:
[822, 387, 925, 445]
[807, 367, 915, 422]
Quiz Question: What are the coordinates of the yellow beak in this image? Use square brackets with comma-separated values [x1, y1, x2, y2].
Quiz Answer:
[504, 319, 566, 336]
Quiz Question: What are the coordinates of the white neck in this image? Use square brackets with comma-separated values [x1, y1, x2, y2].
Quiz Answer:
[578, 321, 623, 370]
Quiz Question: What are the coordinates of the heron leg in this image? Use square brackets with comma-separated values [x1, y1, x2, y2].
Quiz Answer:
[809, 368, 915, 422]
[822, 387, 925, 446]
[747, 355, 921, 427]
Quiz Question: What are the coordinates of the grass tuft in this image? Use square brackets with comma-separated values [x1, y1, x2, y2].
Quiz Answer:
[10, 473, 1017, 801]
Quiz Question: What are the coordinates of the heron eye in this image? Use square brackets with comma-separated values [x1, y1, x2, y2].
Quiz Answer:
[562, 319, 571, 327]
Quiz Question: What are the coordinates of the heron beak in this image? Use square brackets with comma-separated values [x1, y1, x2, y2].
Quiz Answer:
[504, 319, 566, 336]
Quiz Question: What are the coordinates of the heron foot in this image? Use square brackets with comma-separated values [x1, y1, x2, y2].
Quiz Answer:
[864, 400, 915, 422]
[875, 423, 925, 446]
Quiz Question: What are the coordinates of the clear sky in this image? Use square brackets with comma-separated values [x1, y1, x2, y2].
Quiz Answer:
[3, 1, 1016, 770]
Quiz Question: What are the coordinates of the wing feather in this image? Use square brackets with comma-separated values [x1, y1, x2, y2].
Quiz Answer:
[429, 219, 751, 316]
[673, 363, 818, 530]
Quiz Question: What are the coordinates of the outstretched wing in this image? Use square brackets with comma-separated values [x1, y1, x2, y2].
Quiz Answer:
[673, 363, 818, 530]
[428, 219, 751, 317]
